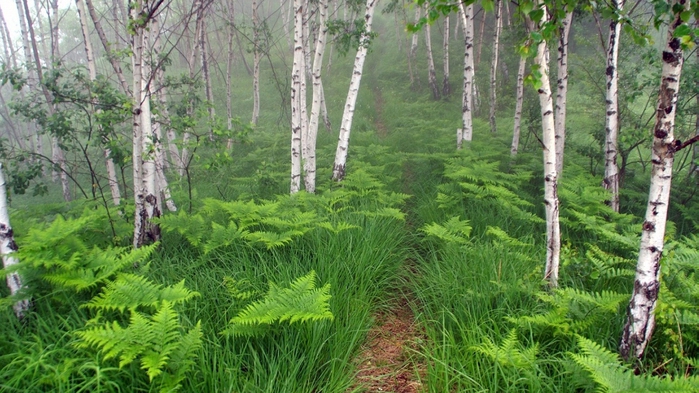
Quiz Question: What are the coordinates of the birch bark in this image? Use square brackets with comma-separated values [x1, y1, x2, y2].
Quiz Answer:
[290, 0, 304, 193]
[620, 1, 687, 360]
[442, 16, 450, 96]
[457, 2, 474, 148]
[131, 1, 161, 248]
[489, 0, 502, 134]
[424, 11, 440, 100]
[0, 163, 30, 319]
[602, 0, 624, 212]
[76, 0, 121, 206]
[511, 55, 526, 157]
[331, 0, 376, 181]
[84, 0, 131, 95]
[305, 0, 328, 193]
[531, 8, 560, 288]
[252, 0, 261, 125]
[554, 11, 573, 175]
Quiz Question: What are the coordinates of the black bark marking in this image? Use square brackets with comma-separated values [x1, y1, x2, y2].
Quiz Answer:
[642, 221, 655, 231]
[662, 50, 680, 65]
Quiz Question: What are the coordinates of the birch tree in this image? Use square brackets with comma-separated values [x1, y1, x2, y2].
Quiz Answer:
[331, 0, 376, 181]
[424, 8, 440, 100]
[602, 0, 624, 212]
[131, 0, 162, 248]
[489, 0, 502, 134]
[290, 0, 305, 192]
[252, 0, 261, 125]
[0, 163, 30, 319]
[511, 55, 526, 157]
[76, 0, 121, 206]
[620, 0, 689, 360]
[305, 0, 329, 193]
[457, 2, 474, 148]
[442, 16, 450, 96]
[554, 10, 573, 175]
[529, 4, 560, 287]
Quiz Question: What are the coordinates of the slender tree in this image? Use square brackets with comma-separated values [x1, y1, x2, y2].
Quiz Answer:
[424, 8, 440, 100]
[442, 16, 450, 96]
[331, 0, 376, 181]
[290, 0, 305, 192]
[602, 0, 624, 212]
[620, 0, 688, 361]
[554, 10, 573, 175]
[489, 0, 502, 134]
[305, 0, 329, 193]
[252, 0, 261, 125]
[511, 55, 526, 157]
[530, 5, 560, 288]
[457, 2, 474, 148]
[0, 163, 30, 319]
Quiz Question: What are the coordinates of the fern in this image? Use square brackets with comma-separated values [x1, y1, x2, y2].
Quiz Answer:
[77, 301, 202, 384]
[571, 336, 699, 392]
[222, 271, 333, 337]
[470, 329, 539, 369]
[422, 217, 472, 245]
[85, 274, 199, 312]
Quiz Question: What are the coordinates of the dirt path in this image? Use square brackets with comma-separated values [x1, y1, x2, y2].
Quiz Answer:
[351, 298, 424, 393]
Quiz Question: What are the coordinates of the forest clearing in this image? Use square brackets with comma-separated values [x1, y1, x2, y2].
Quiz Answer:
[2, 0, 699, 391]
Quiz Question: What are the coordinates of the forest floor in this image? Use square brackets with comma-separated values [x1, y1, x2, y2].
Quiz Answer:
[351, 297, 425, 393]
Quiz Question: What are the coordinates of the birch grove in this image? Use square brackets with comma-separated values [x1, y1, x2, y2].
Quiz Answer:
[620, 0, 688, 360]
[488, 0, 502, 134]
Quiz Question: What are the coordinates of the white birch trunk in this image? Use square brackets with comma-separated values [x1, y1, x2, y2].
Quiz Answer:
[409, 6, 420, 86]
[442, 16, 450, 96]
[457, 3, 474, 148]
[620, 3, 686, 360]
[554, 11, 573, 175]
[511, 55, 526, 157]
[152, 15, 180, 171]
[602, 1, 623, 212]
[305, 0, 328, 193]
[84, 0, 131, 95]
[252, 0, 261, 125]
[290, 0, 304, 193]
[424, 12, 440, 100]
[199, 6, 215, 141]
[76, 0, 121, 206]
[0, 163, 30, 319]
[180, 0, 203, 174]
[226, 0, 235, 150]
[489, 0, 502, 134]
[131, 2, 160, 248]
[532, 8, 560, 288]
[331, 0, 376, 181]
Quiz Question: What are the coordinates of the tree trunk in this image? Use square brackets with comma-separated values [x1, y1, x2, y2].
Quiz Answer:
[331, 0, 376, 181]
[457, 3, 474, 148]
[85, 0, 131, 94]
[475, 9, 486, 66]
[554, 11, 573, 175]
[0, 163, 30, 319]
[290, 0, 305, 193]
[21, 0, 71, 202]
[252, 0, 261, 125]
[442, 16, 450, 96]
[620, 1, 686, 361]
[531, 8, 560, 288]
[424, 10, 440, 100]
[602, 1, 624, 212]
[305, 0, 328, 193]
[226, 0, 235, 149]
[409, 6, 420, 86]
[76, 0, 121, 206]
[0, 7, 16, 68]
[181, 0, 204, 174]
[489, 0, 502, 134]
[511, 55, 526, 157]
[199, 2, 215, 141]
[131, 1, 161, 248]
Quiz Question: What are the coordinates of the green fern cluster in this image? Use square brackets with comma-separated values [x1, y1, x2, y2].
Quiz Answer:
[221, 270, 333, 337]
[158, 171, 407, 253]
[572, 336, 699, 392]
[511, 288, 628, 336]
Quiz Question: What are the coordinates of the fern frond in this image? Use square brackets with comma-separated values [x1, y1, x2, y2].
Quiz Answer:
[156, 212, 207, 246]
[316, 221, 361, 234]
[85, 274, 199, 312]
[243, 230, 303, 249]
[224, 271, 333, 337]
[422, 217, 471, 245]
[486, 226, 532, 247]
[203, 221, 248, 253]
